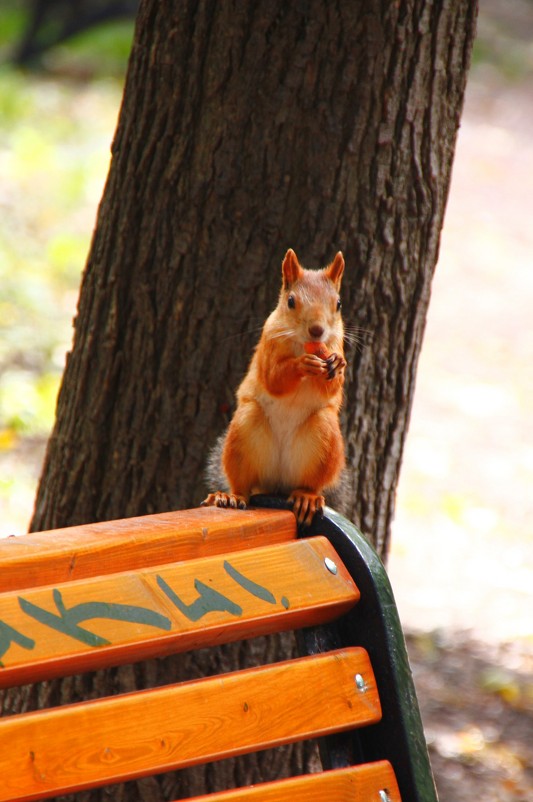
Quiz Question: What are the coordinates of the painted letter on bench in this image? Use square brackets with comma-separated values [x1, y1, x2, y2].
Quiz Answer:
[0, 538, 358, 687]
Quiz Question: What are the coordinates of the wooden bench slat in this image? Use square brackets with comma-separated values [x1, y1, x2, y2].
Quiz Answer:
[0, 648, 381, 802]
[0, 537, 359, 688]
[183, 761, 401, 802]
[0, 507, 296, 592]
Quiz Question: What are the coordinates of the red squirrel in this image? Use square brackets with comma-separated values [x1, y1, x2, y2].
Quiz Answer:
[202, 248, 346, 526]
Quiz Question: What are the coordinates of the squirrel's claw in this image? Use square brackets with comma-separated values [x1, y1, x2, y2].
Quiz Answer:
[288, 490, 325, 527]
[299, 353, 346, 381]
[325, 353, 346, 380]
[201, 492, 247, 510]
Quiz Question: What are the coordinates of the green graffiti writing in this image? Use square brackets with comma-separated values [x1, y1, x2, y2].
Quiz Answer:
[0, 560, 289, 665]
[223, 560, 276, 603]
[157, 575, 242, 620]
[18, 589, 172, 647]
[0, 620, 35, 666]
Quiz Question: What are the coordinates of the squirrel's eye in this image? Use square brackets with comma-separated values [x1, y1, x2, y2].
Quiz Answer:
[336, 298, 342, 312]
[288, 295, 296, 310]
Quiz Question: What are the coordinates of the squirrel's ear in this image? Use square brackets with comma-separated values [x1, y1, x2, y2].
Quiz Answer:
[282, 249, 303, 288]
[326, 251, 344, 287]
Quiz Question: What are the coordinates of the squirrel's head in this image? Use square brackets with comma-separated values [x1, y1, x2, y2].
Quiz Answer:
[277, 249, 345, 346]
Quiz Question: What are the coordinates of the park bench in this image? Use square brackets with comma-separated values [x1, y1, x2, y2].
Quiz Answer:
[0, 499, 438, 802]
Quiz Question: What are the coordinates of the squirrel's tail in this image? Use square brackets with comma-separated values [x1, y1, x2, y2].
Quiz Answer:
[324, 468, 351, 518]
[204, 432, 230, 493]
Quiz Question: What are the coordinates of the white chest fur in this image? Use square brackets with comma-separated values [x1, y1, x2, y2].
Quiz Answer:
[259, 382, 319, 439]
[256, 381, 325, 490]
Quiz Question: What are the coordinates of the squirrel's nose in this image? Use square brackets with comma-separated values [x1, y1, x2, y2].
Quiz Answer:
[308, 324, 324, 339]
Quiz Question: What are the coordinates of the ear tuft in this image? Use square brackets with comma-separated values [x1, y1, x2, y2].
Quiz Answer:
[326, 251, 344, 287]
[282, 249, 303, 288]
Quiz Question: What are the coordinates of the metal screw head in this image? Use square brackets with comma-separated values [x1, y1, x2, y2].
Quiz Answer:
[355, 673, 367, 691]
[324, 557, 338, 575]
[379, 791, 392, 802]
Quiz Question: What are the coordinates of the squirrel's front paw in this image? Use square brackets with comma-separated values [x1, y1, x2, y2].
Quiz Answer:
[288, 490, 325, 527]
[325, 353, 346, 380]
[298, 353, 330, 377]
[201, 492, 247, 510]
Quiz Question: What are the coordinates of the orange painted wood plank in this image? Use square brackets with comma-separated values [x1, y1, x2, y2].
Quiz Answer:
[0, 507, 296, 592]
[0, 648, 381, 802]
[183, 762, 401, 802]
[0, 537, 358, 688]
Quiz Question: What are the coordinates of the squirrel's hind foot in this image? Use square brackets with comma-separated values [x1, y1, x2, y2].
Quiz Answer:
[288, 490, 325, 527]
[201, 491, 247, 510]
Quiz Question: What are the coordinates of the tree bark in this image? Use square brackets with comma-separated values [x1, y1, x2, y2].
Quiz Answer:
[20, 1, 478, 799]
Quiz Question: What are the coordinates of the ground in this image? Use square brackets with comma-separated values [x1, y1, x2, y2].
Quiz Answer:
[388, 2, 533, 798]
[0, 2, 531, 800]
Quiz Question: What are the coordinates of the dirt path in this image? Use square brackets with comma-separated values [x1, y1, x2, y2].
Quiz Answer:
[388, 4, 533, 798]
[389, 2, 533, 650]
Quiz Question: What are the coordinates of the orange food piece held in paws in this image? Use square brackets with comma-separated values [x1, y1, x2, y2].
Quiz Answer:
[304, 341, 330, 359]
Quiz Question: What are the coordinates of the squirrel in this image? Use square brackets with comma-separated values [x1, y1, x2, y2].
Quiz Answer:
[202, 248, 347, 526]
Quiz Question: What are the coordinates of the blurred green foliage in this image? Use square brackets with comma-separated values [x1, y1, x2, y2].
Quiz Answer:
[0, 3, 26, 53]
[49, 20, 135, 76]
[0, 1, 134, 77]
[0, 5, 133, 456]
[471, 3, 533, 82]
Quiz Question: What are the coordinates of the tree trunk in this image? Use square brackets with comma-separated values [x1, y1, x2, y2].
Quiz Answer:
[19, 1, 478, 799]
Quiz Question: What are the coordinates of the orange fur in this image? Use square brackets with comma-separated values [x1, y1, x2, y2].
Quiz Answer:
[203, 249, 347, 525]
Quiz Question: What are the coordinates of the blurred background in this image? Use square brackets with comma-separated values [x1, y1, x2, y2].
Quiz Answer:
[0, 1, 531, 799]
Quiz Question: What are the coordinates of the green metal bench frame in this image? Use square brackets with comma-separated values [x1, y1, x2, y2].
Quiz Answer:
[254, 496, 438, 802]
